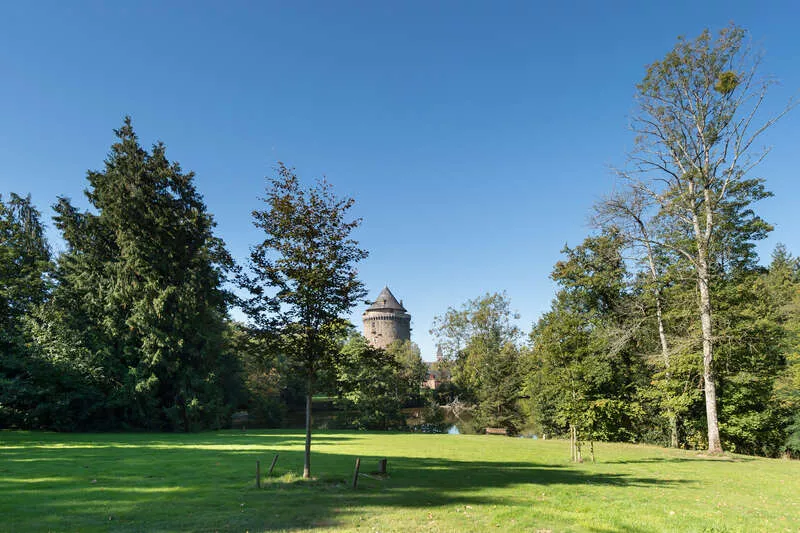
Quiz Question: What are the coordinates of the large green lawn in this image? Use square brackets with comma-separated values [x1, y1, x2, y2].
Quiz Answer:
[1, 430, 798, 532]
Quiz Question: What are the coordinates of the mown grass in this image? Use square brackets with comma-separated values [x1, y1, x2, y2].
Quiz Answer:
[1, 430, 798, 532]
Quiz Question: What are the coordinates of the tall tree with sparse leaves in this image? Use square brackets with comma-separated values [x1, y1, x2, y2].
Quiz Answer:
[620, 24, 793, 453]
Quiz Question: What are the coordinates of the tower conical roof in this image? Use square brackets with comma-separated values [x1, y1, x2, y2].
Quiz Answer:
[367, 286, 406, 312]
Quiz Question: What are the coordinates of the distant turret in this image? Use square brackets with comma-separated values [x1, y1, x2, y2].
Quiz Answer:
[362, 286, 411, 349]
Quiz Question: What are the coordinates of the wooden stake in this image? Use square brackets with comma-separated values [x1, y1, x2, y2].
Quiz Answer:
[352, 458, 361, 489]
[268, 454, 279, 477]
[378, 458, 387, 475]
[256, 460, 261, 489]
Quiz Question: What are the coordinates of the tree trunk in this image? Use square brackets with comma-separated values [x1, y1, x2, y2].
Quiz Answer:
[669, 415, 679, 449]
[303, 376, 312, 479]
[656, 294, 679, 448]
[644, 236, 678, 448]
[697, 250, 723, 454]
[570, 424, 575, 462]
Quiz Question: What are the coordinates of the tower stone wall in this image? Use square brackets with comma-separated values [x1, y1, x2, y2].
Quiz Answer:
[363, 287, 411, 349]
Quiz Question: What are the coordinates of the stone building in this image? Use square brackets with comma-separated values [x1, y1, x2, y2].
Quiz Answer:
[362, 286, 411, 349]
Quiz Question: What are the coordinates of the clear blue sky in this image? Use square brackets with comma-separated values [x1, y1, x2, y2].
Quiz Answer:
[2, 1, 798, 360]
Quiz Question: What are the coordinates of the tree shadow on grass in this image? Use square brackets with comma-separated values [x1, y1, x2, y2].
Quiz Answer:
[1, 429, 355, 450]
[1, 433, 691, 532]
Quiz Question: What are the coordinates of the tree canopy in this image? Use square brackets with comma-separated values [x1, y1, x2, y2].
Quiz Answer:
[241, 163, 368, 478]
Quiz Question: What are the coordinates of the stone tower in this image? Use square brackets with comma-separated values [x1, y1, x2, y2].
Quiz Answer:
[362, 286, 411, 349]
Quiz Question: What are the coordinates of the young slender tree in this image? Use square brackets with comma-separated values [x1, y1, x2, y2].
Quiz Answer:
[241, 164, 367, 479]
[595, 187, 680, 446]
[619, 25, 793, 453]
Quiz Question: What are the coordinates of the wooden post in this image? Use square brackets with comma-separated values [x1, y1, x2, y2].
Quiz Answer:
[256, 460, 261, 489]
[268, 454, 279, 477]
[378, 458, 387, 475]
[352, 458, 361, 489]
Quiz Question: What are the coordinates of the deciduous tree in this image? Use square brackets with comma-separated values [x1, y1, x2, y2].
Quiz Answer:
[432, 292, 523, 432]
[241, 164, 367, 478]
[336, 334, 407, 430]
[619, 25, 793, 452]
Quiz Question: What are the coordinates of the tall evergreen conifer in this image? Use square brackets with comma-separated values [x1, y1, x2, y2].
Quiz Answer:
[34, 118, 234, 430]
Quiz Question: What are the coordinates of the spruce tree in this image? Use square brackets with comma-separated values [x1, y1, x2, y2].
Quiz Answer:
[35, 118, 234, 430]
[0, 194, 52, 427]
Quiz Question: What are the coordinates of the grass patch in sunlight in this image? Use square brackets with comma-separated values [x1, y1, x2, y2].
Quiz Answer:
[2, 429, 799, 532]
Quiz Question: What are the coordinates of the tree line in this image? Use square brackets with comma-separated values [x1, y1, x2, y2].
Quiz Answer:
[430, 25, 799, 458]
[0, 120, 425, 447]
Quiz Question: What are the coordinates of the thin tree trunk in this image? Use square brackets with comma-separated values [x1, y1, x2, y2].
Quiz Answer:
[640, 222, 678, 447]
[649, 251, 678, 447]
[303, 376, 312, 478]
[654, 283, 678, 447]
[697, 248, 722, 454]
[669, 416, 679, 449]
[570, 424, 575, 462]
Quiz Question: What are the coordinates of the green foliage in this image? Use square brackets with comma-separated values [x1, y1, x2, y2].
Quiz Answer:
[0, 193, 54, 428]
[26, 118, 235, 430]
[527, 229, 645, 448]
[767, 244, 800, 455]
[473, 342, 523, 433]
[712, 270, 786, 455]
[417, 397, 449, 433]
[432, 292, 523, 432]
[385, 339, 427, 406]
[241, 163, 368, 476]
[223, 322, 283, 427]
[335, 335, 407, 430]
